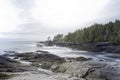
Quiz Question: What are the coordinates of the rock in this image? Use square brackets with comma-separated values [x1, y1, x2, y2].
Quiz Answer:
[35, 53, 65, 69]
[15, 52, 35, 57]
[41, 61, 53, 69]
[76, 57, 92, 62]
[94, 42, 113, 47]
[0, 55, 18, 72]
[0, 73, 12, 79]
[55, 65, 66, 73]
[42, 41, 54, 46]
[13, 56, 19, 59]
[50, 64, 60, 72]
[105, 46, 120, 53]
[14, 52, 65, 69]
[36, 43, 43, 47]
[36, 50, 49, 53]
[20, 53, 65, 63]
[0, 55, 32, 72]
[2, 50, 120, 80]
[53, 41, 120, 54]
[53, 60, 120, 80]
[4, 51, 16, 54]
[65, 57, 92, 63]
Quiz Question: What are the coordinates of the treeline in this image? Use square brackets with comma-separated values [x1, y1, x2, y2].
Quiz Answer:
[53, 20, 120, 44]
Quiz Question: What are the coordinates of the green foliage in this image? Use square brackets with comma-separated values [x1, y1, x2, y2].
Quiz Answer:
[54, 20, 120, 44]
[53, 34, 64, 42]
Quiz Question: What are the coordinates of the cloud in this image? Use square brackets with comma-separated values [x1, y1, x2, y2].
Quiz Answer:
[0, 0, 120, 40]
[99, 0, 120, 18]
[31, 0, 110, 27]
[0, 0, 22, 32]
[11, 0, 35, 22]
[12, 0, 33, 10]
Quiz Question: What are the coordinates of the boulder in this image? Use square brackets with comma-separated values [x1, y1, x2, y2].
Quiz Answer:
[36, 50, 49, 53]
[14, 52, 65, 69]
[0, 73, 12, 79]
[76, 57, 92, 61]
[53, 60, 120, 80]
[0, 55, 32, 72]
[94, 42, 113, 47]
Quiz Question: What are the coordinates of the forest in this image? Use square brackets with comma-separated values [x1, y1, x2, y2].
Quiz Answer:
[53, 20, 120, 44]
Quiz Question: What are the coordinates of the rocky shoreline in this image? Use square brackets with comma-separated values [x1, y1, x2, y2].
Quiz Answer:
[0, 50, 120, 80]
[39, 41, 120, 54]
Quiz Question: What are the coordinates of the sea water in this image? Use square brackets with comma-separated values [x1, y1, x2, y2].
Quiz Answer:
[0, 39, 39, 53]
[0, 38, 119, 62]
[0, 38, 91, 58]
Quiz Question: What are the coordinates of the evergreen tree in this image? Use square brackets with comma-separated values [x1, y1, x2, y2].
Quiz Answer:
[54, 20, 120, 44]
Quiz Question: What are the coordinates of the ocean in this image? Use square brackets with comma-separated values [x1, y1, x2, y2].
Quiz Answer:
[0, 38, 89, 57]
[0, 38, 119, 62]
[0, 39, 39, 54]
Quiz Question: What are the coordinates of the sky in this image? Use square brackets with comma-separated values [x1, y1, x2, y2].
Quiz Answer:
[0, 0, 120, 41]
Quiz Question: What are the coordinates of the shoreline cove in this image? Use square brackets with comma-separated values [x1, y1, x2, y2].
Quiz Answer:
[0, 42, 120, 80]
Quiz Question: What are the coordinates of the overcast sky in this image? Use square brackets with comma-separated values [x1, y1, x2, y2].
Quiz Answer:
[0, 0, 120, 41]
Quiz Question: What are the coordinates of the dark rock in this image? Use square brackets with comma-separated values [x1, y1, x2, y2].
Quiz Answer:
[52, 41, 120, 54]
[0, 55, 30, 72]
[65, 57, 92, 62]
[94, 42, 113, 47]
[56, 61, 120, 80]
[43, 41, 55, 46]
[13, 56, 19, 59]
[0, 73, 12, 79]
[0, 56, 17, 72]
[51, 64, 67, 73]
[41, 62, 53, 69]
[18, 53, 65, 63]
[15, 52, 35, 57]
[36, 50, 49, 53]
[4, 51, 16, 54]
[0, 55, 17, 63]
[105, 46, 120, 53]
[14, 52, 65, 69]
[36, 43, 43, 47]
[50, 64, 60, 72]
[76, 57, 92, 61]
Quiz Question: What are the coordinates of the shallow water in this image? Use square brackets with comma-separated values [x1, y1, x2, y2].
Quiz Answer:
[0, 39, 120, 62]
[0, 39, 40, 53]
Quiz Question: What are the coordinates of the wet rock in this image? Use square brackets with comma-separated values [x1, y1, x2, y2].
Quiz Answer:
[13, 56, 19, 59]
[0, 55, 33, 72]
[36, 43, 43, 47]
[41, 61, 53, 69]
[14, 52, 65, 69]
[19, 53, 65, 63]
[0, 56, 17, 72]
[2, 50, 120, 80]
[65, 57, 92, 63]
[50, 64, 60, 72]
[0, 73, 12, 79]
[53, 60, 120, 80]
[54, 41, 120, 54]
[94, 42, 113, 47]
[4, 51, 16, 54]
[76, 57, 92, 62]
[36, 50, 49, 53]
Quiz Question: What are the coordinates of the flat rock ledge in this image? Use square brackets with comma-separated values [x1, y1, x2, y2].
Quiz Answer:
[1, 51, 120, 80]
